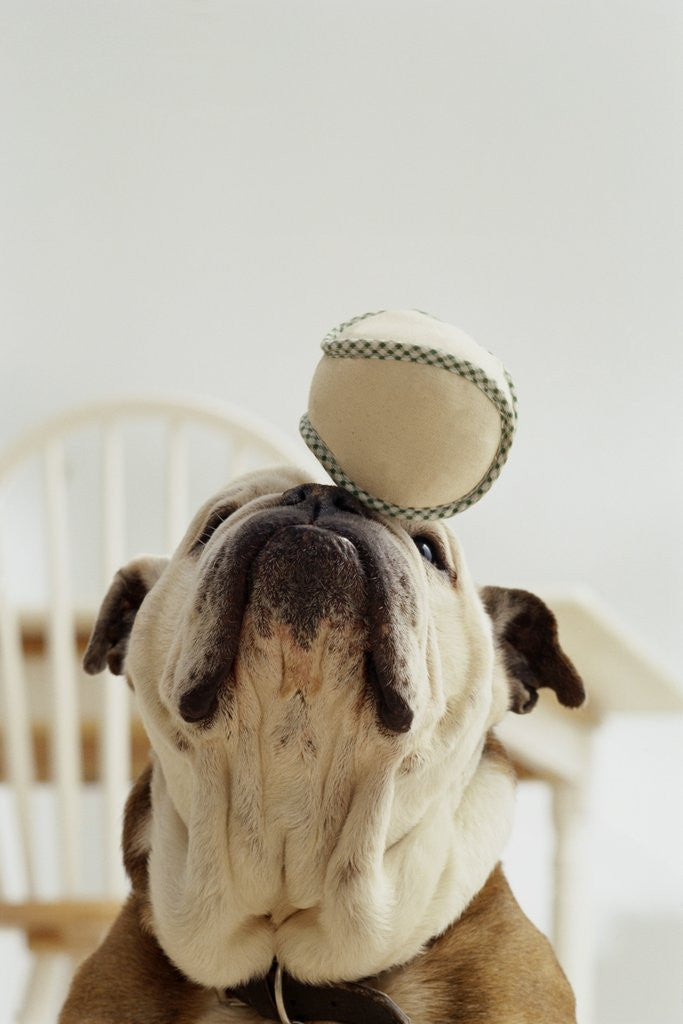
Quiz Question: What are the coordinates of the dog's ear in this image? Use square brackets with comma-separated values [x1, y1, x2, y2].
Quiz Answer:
[83, 556, 169, 676]
[480, 587, 585, 714]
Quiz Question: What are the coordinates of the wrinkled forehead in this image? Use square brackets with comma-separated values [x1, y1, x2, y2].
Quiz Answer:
[179, 465, 310, 540]
[177, 464, 466, 567]
[213, 465, 312, 508]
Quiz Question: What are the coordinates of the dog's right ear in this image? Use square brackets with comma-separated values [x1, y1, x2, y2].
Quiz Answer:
[481, 586, 585, 714]
[83, 556, 169, 676]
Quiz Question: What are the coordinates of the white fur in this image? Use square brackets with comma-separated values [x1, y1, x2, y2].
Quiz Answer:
[125, 470, 516, 991]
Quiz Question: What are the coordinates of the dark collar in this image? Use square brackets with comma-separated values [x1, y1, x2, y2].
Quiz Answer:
[222, 961, 411, 1023]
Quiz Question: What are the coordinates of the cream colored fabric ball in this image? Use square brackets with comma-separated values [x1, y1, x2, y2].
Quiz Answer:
[300, 310, 517, 520]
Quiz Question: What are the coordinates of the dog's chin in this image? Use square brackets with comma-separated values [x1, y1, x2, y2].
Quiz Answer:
[246, 524, 369, 648]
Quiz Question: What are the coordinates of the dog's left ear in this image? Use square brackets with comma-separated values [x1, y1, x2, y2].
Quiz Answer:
[481, 586, 585, 714]
[83, 556, 169, 676]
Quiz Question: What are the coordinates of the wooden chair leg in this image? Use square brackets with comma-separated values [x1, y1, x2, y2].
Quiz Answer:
[551, 776, 594, 1024]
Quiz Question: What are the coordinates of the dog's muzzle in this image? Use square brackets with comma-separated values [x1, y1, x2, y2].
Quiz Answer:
[177, 484, 415, 734]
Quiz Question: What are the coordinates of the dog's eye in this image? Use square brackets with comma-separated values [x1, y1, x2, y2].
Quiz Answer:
[193, 504, 237, 550]
[415, 537, 435, 563]
[412, 535, 442, 566]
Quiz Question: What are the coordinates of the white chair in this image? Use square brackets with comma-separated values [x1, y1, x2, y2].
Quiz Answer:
[0, 395, 314, 1023]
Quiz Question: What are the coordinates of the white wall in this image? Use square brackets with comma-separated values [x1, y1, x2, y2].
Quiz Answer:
[0, 3, 681, 1022]
[1, 0, 681, 674]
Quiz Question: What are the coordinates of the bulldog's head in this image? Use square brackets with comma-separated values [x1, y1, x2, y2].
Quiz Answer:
[84, 466, 584, 757]
[83, 467, 586, 987]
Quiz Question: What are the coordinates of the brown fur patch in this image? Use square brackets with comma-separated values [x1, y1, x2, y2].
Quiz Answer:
[375, 866, 576, 1023]
[122, 762, 153, 898]
[59, 895, 211, 1024]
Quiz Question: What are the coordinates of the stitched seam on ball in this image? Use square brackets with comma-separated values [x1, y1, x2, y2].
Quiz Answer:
[321, 310, 386, 342]
[299, 413, 515, 520]
[321, 309, 441, 343]
[322, 337, 517, 427]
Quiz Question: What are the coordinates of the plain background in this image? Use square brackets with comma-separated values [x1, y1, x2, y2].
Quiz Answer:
[0, 2, 682, 1022]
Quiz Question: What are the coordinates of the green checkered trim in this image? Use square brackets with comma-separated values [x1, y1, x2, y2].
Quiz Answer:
[300, 316, 518, 520]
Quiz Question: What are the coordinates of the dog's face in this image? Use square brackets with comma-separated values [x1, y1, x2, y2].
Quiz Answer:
[83, 467, 585, 988]
[85, 465, 584, 770]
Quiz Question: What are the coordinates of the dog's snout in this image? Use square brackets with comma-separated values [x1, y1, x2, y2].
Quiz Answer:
[281, 483, 367, 521]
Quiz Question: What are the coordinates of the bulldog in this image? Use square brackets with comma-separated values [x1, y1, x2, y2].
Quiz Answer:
[60, 467, 585, 1024]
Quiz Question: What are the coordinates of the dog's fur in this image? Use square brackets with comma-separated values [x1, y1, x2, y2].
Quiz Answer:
[60, 468, 584, 1023]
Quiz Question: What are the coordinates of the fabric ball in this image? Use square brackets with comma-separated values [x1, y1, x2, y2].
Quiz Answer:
[299, 309, 517, 520]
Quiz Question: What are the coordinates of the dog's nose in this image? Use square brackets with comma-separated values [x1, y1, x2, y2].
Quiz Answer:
[281, 483, 368, 521]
